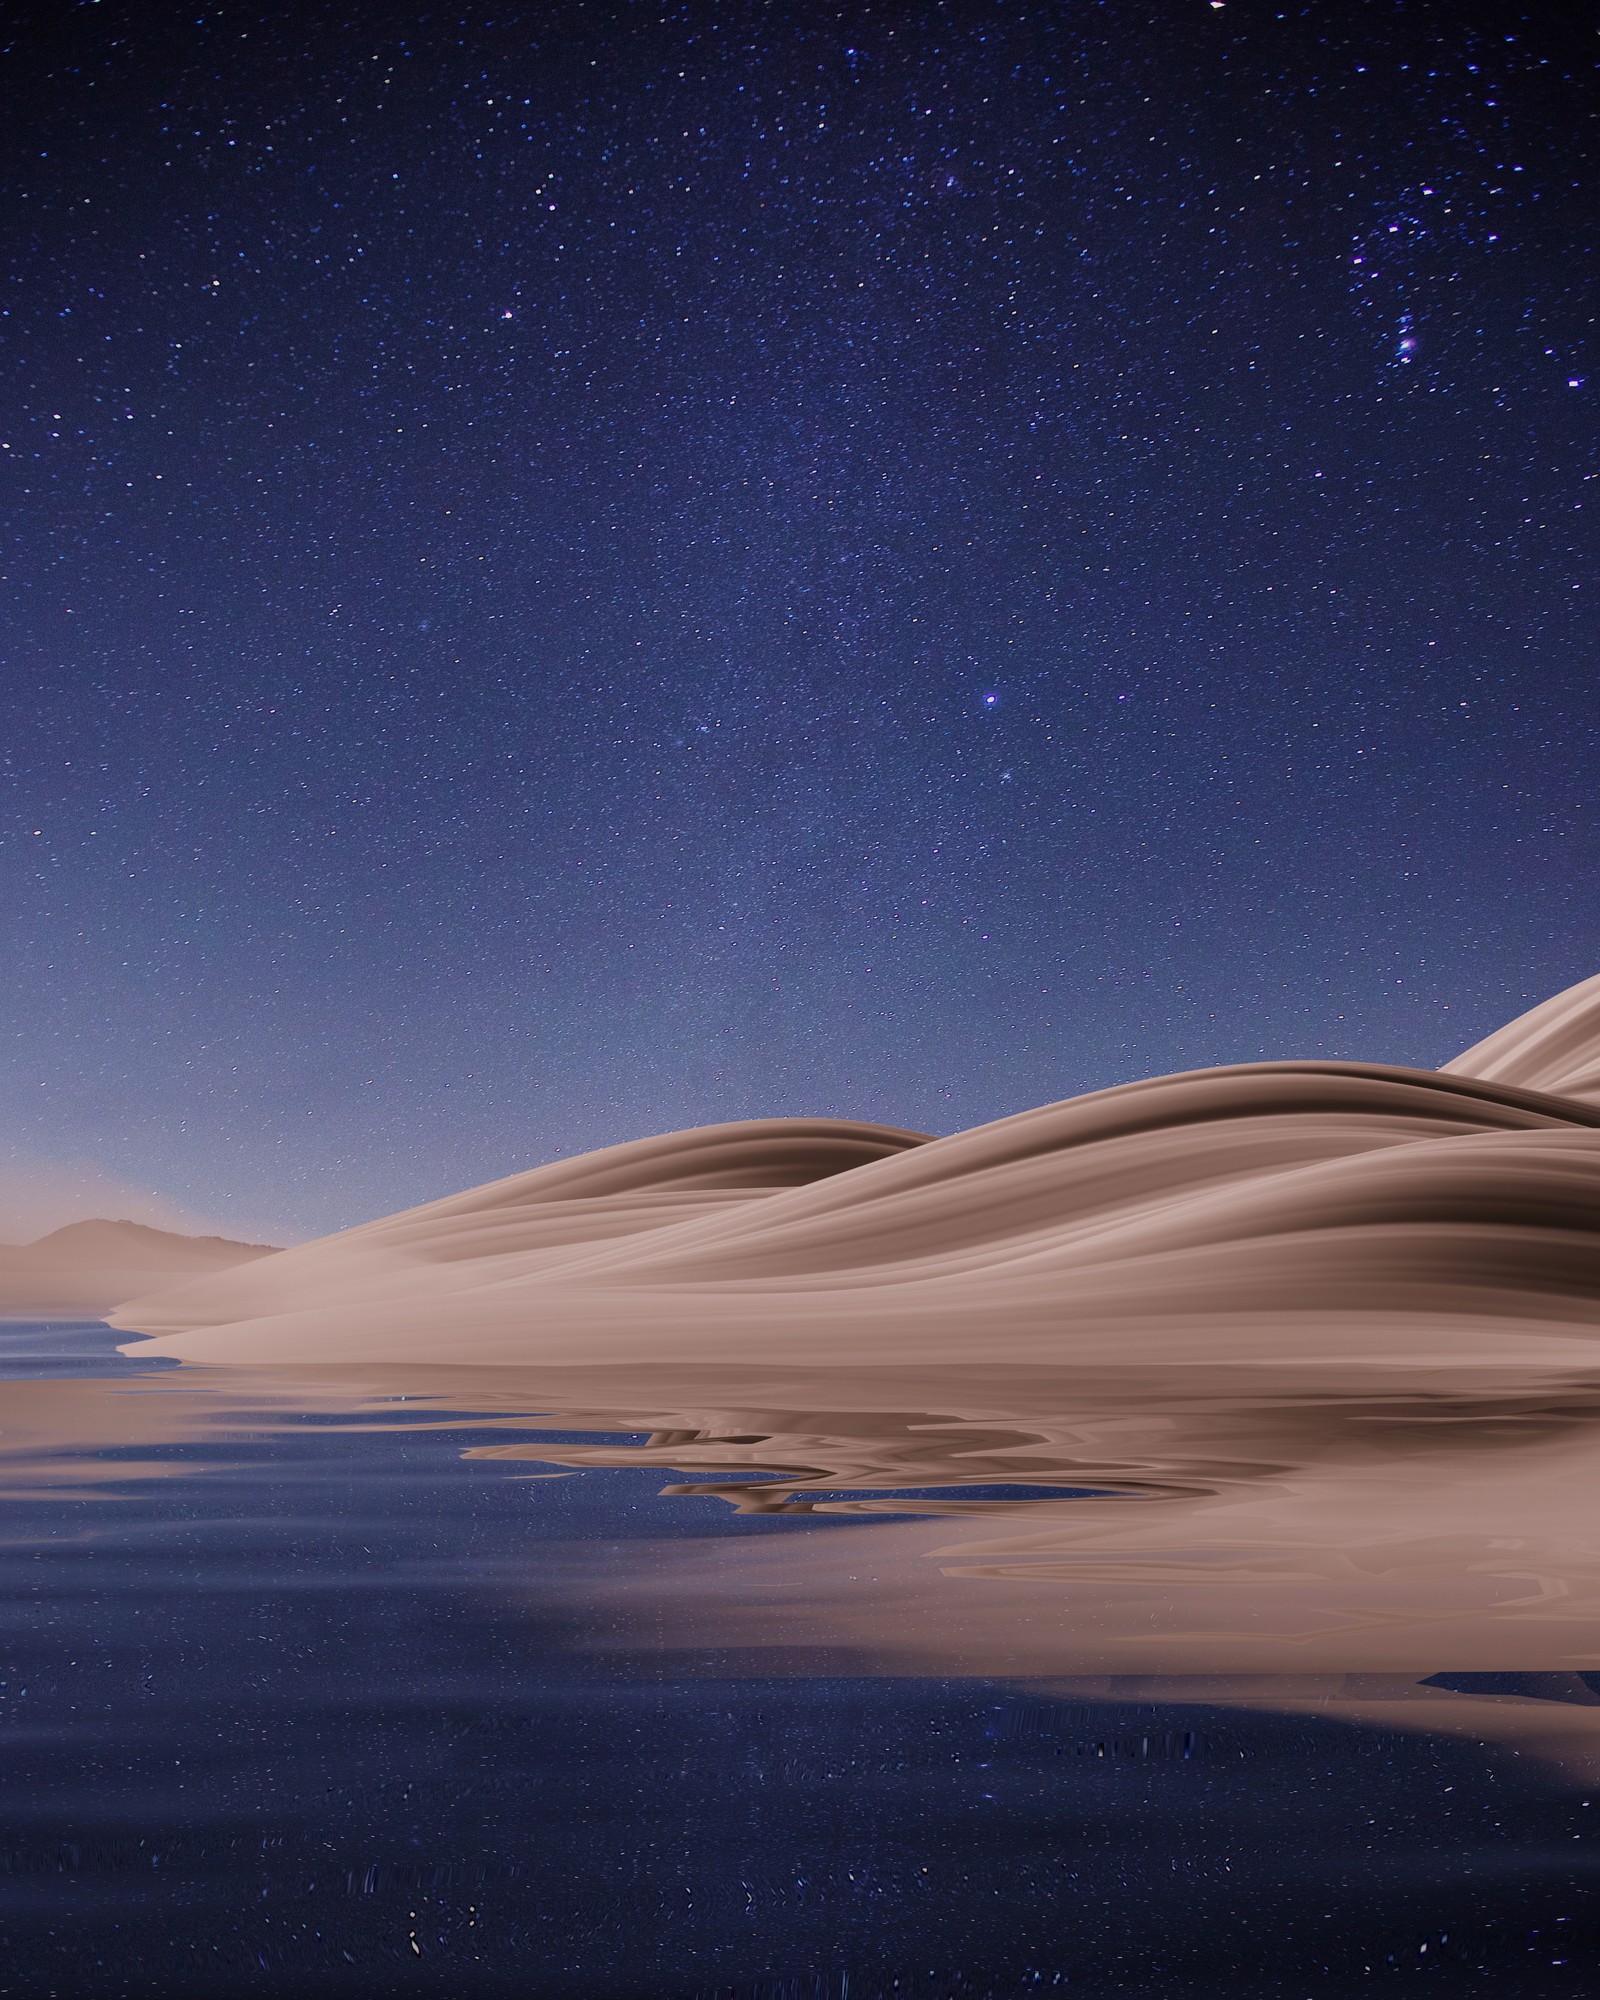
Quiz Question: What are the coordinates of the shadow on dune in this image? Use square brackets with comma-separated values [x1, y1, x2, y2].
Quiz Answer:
[108, 972, 1600, 1375]
[79, 971, 1600, 1774]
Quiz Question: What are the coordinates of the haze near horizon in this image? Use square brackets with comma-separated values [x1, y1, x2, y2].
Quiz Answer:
[3, 1, 1595, 1240]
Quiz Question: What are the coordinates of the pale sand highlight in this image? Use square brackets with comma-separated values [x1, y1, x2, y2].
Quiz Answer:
[112, 972, 1600, 1375]
[94, 973, 1600, 1764]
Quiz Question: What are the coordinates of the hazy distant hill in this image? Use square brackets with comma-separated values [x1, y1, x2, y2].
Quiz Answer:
[0, 1219, 280, 1319]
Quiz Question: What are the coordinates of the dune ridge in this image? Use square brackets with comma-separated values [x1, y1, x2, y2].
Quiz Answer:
[112, 974, 1600, 1371]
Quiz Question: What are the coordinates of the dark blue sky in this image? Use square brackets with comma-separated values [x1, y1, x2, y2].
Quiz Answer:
[2, 0, 1596, 1240]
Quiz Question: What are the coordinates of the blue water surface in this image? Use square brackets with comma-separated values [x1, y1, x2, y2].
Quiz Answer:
[0, 1323, 1594, 1998]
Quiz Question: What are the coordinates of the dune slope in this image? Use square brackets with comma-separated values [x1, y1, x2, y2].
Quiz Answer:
[112, 975, 1600, 1370]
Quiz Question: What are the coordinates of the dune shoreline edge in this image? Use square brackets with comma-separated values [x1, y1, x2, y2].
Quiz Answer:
[105, 972, 1600, 1376]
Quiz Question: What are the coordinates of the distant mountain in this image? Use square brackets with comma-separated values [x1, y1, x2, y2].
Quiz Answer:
[0, 1219, 280, 1319]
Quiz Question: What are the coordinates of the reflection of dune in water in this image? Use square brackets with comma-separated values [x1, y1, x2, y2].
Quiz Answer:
[464, 1365, 1600, 1679]
[15, 1356, 1600, 1776]
[93, 972, 1600, 1771]
[112, 973, 1600, 1371]
[472, 1365, 1600, 1779]
[0, 1376, 233, 1496]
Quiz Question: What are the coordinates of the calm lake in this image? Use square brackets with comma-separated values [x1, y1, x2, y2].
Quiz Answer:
[1, 1320, 1596, 1997]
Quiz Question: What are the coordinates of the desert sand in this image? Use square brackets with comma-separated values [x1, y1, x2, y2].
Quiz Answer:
[0, 1218, 278, 1320]
[91, 973, 1600, 1721]
[111, 971, 1600, 1374]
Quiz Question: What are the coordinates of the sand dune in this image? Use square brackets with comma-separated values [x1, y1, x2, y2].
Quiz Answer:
[112, 973, 1600, 1371]
[84, 973, 1600, 1763]
[0, 1218, 278, 1320]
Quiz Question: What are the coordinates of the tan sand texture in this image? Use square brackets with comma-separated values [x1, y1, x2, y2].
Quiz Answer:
[77, 979, 1600, 1775]
[111, 971, 1600, 1374]
[0, 1218, 278, 1320]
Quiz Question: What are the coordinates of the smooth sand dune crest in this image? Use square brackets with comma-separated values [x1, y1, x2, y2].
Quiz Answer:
[1443, 968, 1600, 1102]
[110, 975, 1600, 1371]
[109, 1116, 930, 1345]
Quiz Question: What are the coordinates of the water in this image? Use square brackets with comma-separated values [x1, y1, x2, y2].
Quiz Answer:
[1, 1324, 1597, 1996]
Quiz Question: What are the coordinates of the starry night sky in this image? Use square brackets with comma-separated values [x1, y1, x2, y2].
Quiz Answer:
[2, 0, 1596, 1240]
